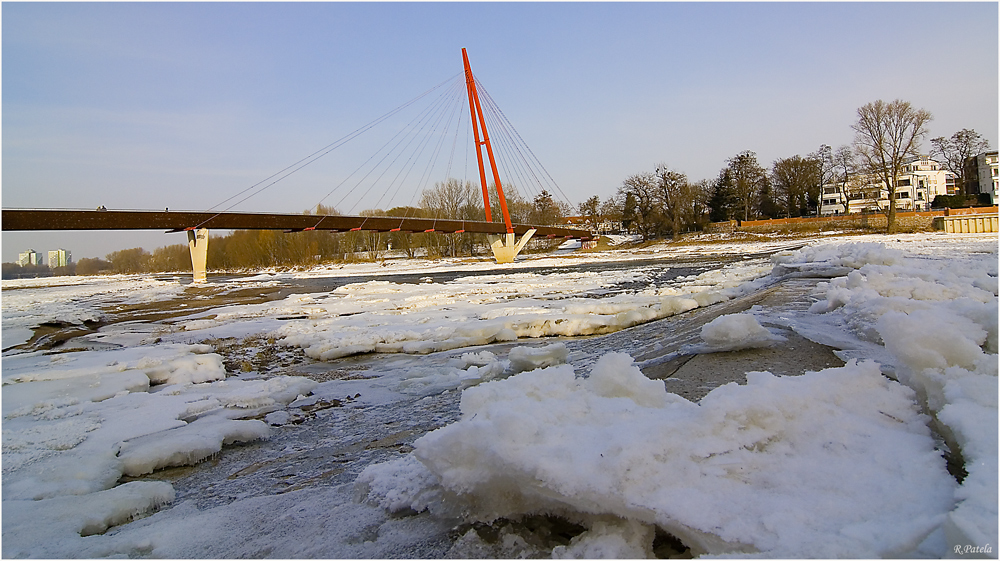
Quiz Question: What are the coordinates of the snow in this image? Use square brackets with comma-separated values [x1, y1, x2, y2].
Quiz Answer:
[1, 274, 186, 349]
[2, 231, 996, 558]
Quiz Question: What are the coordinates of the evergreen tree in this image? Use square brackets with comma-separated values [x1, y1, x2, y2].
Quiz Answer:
[757, 181, 781, 219]
[709, 169, 736, 222]
[621, 192, 638, 234]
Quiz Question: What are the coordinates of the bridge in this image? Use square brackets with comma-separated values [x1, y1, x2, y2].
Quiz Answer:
[1, 208, 590, 281]
[2, 49, 593, 281]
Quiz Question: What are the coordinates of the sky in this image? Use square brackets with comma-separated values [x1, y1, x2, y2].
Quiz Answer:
[3, 2, 998, 262]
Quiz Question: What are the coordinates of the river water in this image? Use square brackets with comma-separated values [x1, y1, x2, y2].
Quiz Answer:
[93, 247, 815, 557]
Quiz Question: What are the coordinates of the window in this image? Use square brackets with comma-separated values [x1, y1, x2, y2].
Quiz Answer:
[897, 178, 911, 187]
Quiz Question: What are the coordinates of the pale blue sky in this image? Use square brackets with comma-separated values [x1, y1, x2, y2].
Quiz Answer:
[3, 2, 998, 261]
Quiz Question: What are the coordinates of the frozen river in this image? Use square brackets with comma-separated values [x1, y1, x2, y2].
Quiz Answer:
[2, 233, 996, 558]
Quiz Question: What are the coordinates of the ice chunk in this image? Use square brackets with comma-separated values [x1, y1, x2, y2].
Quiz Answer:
[365, 357, 954, 557]
[3, 371, 150, 412]
[698, 313, 784, 352]
[3, 481, 175, 557]
[585, 352, 676, 408]
[508, 342, 569, 372]
[118, 416, 270, 476]
[396, 352, 507, 396]
[140, 353, 226, 385]
[552, 518, 655, 559]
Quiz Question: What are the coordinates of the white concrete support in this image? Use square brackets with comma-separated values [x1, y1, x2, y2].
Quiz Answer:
[187, 228, 209, 283]
[488, 229, 535, 264]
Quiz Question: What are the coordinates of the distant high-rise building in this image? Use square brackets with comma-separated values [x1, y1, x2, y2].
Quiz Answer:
[48, 249, 72, 268]
[18, 250, 39, 266]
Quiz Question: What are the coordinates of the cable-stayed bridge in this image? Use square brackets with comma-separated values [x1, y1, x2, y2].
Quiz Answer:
[1, 209, 587, 239]
[3, 49, 594, 281]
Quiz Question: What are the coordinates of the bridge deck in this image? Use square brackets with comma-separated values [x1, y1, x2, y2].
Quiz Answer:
[2, 210, 591, 239]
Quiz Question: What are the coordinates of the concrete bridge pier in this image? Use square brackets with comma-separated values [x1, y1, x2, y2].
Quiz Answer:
[488, 228, 535, 264]
[187, 228, 209, 283]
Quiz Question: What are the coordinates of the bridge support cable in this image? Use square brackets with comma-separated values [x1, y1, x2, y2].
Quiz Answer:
[480, 105, 540, 209]
[373, 83, 471, 232]
[195, 72, 463, 231]
[480, 86, 574, 206]
[375, 83, 468, 215]
[477, 84, 575, 212]
[481, 98, 543, 202]
[411, 87, 468, 206]
[326, 77, 465, 218]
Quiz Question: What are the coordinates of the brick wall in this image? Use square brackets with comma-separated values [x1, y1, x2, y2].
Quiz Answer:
[707, 207, 998, 235]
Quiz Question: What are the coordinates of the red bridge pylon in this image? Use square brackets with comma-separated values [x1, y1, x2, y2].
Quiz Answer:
[462, 48, 536, 263]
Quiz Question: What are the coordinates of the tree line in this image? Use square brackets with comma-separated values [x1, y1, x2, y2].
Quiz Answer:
[576, 99, 991, 238]
[574, 147, 835, 241]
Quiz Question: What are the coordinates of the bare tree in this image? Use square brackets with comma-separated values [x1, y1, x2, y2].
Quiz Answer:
[106, 248, 151, 274]
[358, 209, 386, 261]
[726, 151, 769, 221]
[851, 99, 932, 233]
[420, 179, 479, 220]
[930, 129, 992, 196]
[619, 172, 659, 240]
[810, 144, 836, 215]
[654, 164, 693, 239]
[420, 179, 484, 257]
[487, 183, 531, 224]
[771, 155, 821, 217]
[831, 145, 857, 207]
[599, 194, 624, 234]
[688, 179, 713, 230]
[812, 144, 835, 188]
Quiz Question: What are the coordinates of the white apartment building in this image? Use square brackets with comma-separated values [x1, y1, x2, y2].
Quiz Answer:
[974, 152, 998, 205]
[48, 249, 72, 268]
[820, 156, 955, 215]
[18, 250, 39, 266]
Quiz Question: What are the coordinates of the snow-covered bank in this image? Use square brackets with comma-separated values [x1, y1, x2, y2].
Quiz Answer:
[2, 232, 996, 558]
